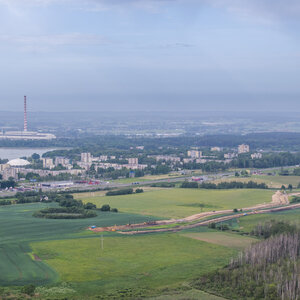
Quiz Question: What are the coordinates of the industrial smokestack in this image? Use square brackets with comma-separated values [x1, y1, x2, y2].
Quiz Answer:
[24, 96, 28, 132]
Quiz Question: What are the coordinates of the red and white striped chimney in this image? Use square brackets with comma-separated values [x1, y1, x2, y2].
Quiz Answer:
[24, 96, 28, 132]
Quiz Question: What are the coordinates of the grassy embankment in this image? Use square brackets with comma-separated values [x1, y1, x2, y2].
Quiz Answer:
[74, 188, 273, 219]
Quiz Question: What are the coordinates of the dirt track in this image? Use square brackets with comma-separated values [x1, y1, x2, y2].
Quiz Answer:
[89, 191, 300, 234]
[118, 202, 300, 235]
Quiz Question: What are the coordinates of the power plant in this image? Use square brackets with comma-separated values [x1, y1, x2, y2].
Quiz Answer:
[24, 95, 28, 132]
[0, 96, 56, 140]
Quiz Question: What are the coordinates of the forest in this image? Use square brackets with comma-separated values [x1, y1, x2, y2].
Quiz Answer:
[193, 221, 300, 300]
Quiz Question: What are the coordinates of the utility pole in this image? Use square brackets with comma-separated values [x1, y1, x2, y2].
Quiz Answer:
[101, 234, 104, 251]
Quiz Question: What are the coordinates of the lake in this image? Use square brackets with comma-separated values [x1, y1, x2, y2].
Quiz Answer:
[0, 148, 63, 160]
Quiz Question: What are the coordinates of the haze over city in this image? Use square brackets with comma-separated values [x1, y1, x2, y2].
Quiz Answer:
[1, 0, 300, 112]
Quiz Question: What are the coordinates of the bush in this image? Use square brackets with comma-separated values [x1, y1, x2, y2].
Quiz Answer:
[84, 202, 97, 210]
[100, 204, 111, 211]
[291, 196, 300, 204]
[199, 181, 268, 189]
[21, 284, 36, 296]
[181, 182, 199, 188]
[150, 182, 175, 188]
[217, 224, 229, 231]
[208, 222, 216, 229]
[111, 208, 118, 213]
[106, 188, 133, 196]
[135, 188, 144, 193]
[33, 207, 97, 219]
[0, 200, 12, 206]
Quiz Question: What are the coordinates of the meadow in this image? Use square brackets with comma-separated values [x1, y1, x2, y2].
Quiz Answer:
[0, 187, 291, 299]
[75, 188, 273, 219]
[236, 207, 300, 233]
[181, 232, 257, 250]
[0, 203, 159, 286]
[214, 174, 300, 189]
[31, 233, 236, 298]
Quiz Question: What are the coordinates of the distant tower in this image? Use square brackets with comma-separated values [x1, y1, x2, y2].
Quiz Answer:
[24, 96, 28, 132]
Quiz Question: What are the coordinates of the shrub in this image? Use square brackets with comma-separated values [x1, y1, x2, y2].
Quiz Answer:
[33, 207, 97, 219]
[181, 181, 199, 188]
[100, 204, 111, 211]
[106, 188, 133, 196]
[208, 222, 216, 229]
[111, 208, 118, 213]
[21, 284, 36, 296]
[84, 202, 97, 210]
[291, 196, 300, 204]
[150, 182, 175, 188]
[135, 188, 144, 193]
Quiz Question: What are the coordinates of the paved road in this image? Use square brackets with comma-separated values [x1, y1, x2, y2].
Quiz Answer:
[1, 164, 298, 197]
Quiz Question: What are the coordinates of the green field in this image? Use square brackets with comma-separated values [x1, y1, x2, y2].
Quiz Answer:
[181, 232, 257, 250]
[236, 207, 300, 232]
[214, 175, 300, 189]
[149, 289, 225, 300]
[31, 233, 236, 298]
[75, 188, 273, 219]
[0, 203, 159, 286]
[1, 187, 295, 299]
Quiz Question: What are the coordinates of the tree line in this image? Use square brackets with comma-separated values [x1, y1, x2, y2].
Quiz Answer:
[181, 181, 268, 189]
[193, 221, 300, 300]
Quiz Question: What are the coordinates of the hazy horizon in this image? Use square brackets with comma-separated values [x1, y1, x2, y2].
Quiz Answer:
[1, 0, 300, 112]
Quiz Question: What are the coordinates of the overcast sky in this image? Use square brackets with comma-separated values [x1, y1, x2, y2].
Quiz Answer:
[1, 0, 300, 112]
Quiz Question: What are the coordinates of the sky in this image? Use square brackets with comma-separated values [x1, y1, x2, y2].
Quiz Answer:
[1, 0, 300, 112]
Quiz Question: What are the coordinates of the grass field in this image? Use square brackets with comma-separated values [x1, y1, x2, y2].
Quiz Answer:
[181, 232, 257, 250]
[111, 172, 187, 184]
[214, 175, 300, 188]
[0, 203, 160, 286]
[149, 289, 225, 300]
[236, 207, 300, 233]
[31, 233, 236, 297]
[1, 187, 292, 299]
[75, 188, 273, 219]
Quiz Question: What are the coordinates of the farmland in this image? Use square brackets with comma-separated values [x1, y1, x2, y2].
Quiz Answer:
[214, 174, 300, 189]
[235, 207, 300, 233]
[31, 233, 236, 298]
[75, 188, 273, 219]
[0, 202, 159, 287]
[0, 187, 298, 299]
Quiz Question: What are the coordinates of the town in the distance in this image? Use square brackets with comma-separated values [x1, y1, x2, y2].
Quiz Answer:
[0, 97, 300, 300]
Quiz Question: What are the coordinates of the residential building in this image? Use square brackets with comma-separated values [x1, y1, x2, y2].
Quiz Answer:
[128, 158, 138, 165]
[0, 164, 10, 172]
[224, 153, 237, 159]
[99, 155, 108, 161]
[211, 147, 221, 152]
[251, 153, 263, 159]
[187, 150, 202, 158]
[183, 158, 194, 163]
[81, 153, 92, 163]
[55, 157, 70, 167]
[42, 158, 55, 169]
[153, 155, 181, 162]
[238, 144, 250, 154]
[2, 167, 18, 180]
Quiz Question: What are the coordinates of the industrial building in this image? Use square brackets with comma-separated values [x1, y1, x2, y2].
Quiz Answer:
[0, 96, 56, 140]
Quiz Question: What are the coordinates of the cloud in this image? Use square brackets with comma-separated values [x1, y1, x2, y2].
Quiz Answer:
[1, 0, 300, 23]
[0, 0, 185, 11]
[0, 33, 109, 52]
[210, 0, 300, 23]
